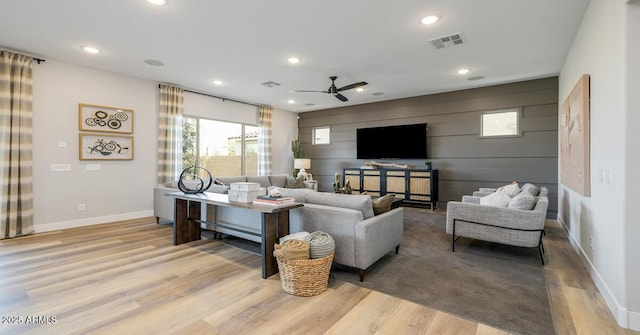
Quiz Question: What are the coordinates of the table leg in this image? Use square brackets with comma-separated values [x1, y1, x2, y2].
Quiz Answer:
[174, 198, 201, 245]
[261, 210, 291, 278]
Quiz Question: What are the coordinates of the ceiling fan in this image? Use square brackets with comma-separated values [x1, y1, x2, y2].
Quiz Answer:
[290, 76, 368, 102]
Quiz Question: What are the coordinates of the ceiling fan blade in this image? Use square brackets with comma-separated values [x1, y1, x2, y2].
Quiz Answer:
[289, 90, 328, 93]
[337, 81, 368, 91]
[335, 93, 348, 102]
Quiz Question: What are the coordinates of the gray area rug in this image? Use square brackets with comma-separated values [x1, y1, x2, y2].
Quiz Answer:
[213, 208, 554, 335]
[330, 208, 555, 335]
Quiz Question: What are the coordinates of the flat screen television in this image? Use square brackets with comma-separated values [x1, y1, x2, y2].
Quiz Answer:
[357, 123, 428, 159]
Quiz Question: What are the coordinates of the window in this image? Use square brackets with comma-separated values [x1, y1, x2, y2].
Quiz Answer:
[183, 116, 258, 176]
[480, 108, 521, 137]
[312, 126, 331, 145]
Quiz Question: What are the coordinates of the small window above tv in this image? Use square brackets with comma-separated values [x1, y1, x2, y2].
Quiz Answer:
[356, 123, 428, 159]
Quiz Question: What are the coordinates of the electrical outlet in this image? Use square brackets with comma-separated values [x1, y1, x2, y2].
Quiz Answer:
[589, 236, 593, 250]
[78, 203, 86, 211]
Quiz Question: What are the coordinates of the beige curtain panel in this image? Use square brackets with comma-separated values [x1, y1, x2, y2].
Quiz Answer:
[0, 50, 34, 239]
[257, 105, 273, 176]
[157, 84, 184, 185]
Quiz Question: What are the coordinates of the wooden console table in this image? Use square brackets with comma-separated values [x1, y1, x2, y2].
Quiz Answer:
[169, 192, 303, 279]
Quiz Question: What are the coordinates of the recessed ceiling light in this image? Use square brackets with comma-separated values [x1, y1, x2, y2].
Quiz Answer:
[305, 103, 315, 106]
[468, 75, 485, 81]
[372, 92, 384, 96]
[356, 87, 364, 92]
[144, 59, 164, 66]
[420, 15, 440, 25]
[82, 46, 101, 54]
[147, 0, 167, 5]
[287, 57, 301, 64]
[288, 100, 295, 104]
[457, 68, 470, 75]
[213, 80, 223, 86]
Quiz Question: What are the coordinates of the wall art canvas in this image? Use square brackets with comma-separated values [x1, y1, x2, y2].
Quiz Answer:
[560, 74, 590, 196]
[79, 134, 134, 160]
[79, 103, 134, 134]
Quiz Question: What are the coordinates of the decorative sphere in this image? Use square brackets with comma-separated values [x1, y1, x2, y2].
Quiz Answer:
[178, 167, 212, 194]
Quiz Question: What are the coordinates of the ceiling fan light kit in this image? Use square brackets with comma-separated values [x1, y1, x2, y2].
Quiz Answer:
[291, 76, 368, 102]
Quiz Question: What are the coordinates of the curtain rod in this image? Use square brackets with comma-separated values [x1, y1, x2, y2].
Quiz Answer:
[158, 84, 260, 108]
[0, 48, 45, 64]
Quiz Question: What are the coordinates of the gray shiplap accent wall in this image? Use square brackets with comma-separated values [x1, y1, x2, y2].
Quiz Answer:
[298, 77, 558, 218]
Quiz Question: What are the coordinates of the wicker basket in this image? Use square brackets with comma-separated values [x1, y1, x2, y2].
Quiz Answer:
[276, 253, 334, 297]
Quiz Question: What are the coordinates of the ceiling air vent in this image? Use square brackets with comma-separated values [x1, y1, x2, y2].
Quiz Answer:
[428, 32, 467, 49]
[260, 81, 281, 87]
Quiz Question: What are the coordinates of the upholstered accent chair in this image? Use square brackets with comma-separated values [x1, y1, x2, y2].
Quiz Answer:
[445, 186, 549, 264]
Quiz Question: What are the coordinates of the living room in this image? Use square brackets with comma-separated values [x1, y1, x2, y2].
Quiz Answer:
[1, 0, 639, 334]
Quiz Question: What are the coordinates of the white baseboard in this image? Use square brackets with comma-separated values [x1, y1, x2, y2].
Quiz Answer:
[630, 310, 640, 331]
[556, 216, 637, 330]
[34, 210, 155, 233]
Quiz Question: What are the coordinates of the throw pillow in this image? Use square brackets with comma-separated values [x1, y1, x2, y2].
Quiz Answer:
[500, 181, 520, 197]
[480, 189, 511, 207]
[508, 191, 537, 210]
[372, 194, 396, 215]
[520, 183, 540, 196]
[286, 175, 305, 188]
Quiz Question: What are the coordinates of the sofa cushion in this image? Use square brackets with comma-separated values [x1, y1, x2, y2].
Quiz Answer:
[217, 176, 247, 185]
[165, 180, 179, 188]
[278, 187, 314, 202]
[305, 192, 375, 219]
[209, 184, 230, 194]
[480, 189, 511, 207]
[269, 174, 288, 188]
[246, 175, 272, 187]
[286, 175, 305, 188]
[508, 191, 537, 210]
[372, 194, 396, 215]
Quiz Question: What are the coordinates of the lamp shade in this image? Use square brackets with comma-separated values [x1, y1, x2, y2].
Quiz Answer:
[294, 158, 311, 170]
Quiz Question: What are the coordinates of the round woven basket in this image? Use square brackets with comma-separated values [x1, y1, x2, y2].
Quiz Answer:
[276, 253, 334, 297]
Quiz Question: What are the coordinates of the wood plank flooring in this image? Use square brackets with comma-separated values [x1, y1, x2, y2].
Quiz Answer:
[0, 212, 637, 335]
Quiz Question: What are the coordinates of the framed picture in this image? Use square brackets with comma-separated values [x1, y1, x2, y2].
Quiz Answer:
[79, 134, 134, 160]
[79, 103, 134, 134]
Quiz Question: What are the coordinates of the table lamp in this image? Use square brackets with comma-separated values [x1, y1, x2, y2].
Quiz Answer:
[294, 158, 311, 180]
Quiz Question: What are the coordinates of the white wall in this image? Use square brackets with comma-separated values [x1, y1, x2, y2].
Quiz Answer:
[558, 0, 638, 329]
[271, 111, 299, 175]
[32, 60, 158, 232]
[32, 60, 298, 232]
[625, 1, 640, 329]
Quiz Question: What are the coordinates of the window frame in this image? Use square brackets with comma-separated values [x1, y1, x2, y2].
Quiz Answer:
[182, 115, 258, 176]
[479, 108, 522, 138]
[312, 126, 331, 145]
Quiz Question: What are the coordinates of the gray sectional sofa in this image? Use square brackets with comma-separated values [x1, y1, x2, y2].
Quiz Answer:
[154, 176, 403, 281]
[445, 184, 549, 264]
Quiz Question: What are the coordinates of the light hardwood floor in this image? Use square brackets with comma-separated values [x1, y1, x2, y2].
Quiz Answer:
[0, 212, 636, 335]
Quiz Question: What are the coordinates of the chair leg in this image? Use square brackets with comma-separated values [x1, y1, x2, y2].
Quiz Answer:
[538, 244, 545, 265]
[359, 269, 365, 282]
[395, 244, 400, 254]
[452, 220, 456, 252]
[156, 216, 160, 224]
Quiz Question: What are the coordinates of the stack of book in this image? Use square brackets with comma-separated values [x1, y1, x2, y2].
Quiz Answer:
[252, 195, 296, 207]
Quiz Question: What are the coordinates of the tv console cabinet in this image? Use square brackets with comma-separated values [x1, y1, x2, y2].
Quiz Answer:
[343, 168, 438, 210]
